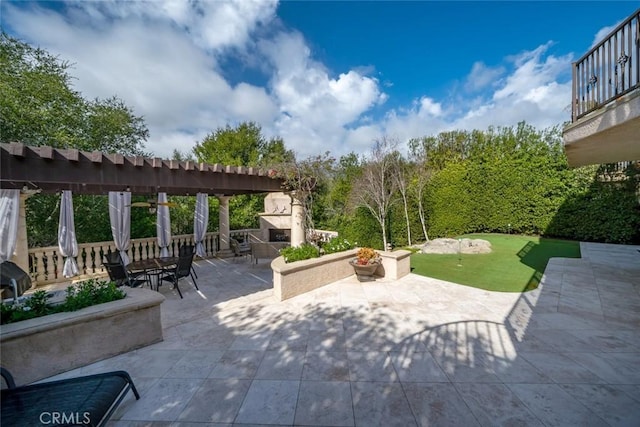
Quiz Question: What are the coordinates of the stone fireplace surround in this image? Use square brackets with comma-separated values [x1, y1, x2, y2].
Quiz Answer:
[258, 192, 293, 243]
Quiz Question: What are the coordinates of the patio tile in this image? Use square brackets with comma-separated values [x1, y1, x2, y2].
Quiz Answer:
[235, 380, 299, 425]
[403, 382, 480, 426]
[119, 378, 203, 422]
[493, 356, 551, 384]
[267, 328, 310, 351]
[177, 378, 251, 423]
[307, 329, 347, 352]
[164, 350, 224, 378]
[347, 351, 398, 382]
[389, 351, 448, 383]
[563, 329, 640, 352]
[508, 383, 609, 426]
[429, 351, 501, 383]
[302, 351, 350, 381]
[520, 352, 607, 384]
[208, 350, 264, 379]
[614, 384, 640, 403]
[229, 330, 274, 351]
[566, 351, 640, 384]
[293, 380, 354, 426]
[351, 381, 417, 427]
[454, 383, 543, 426]
[112, 349, 185, 379]
[254, 350, 305, 380]
[560, 384, 640, 427]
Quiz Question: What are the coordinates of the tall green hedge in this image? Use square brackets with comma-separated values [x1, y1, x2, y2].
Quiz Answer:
[420, 124, 639, 243]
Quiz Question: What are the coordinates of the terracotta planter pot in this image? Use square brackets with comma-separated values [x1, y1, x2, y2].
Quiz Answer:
[349, 260, 379, 281]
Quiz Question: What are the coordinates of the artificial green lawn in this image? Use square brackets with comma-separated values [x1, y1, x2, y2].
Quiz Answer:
[410, 234, 581, 292]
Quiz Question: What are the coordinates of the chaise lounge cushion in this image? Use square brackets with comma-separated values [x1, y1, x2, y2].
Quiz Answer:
[1, 368, 139, 427]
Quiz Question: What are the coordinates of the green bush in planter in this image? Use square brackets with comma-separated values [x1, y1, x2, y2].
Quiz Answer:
[280, 244, 320, 263]
[0, 279, 126, 325]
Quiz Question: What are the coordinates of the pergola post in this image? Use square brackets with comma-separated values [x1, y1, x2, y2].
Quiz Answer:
[290, 192, 305, 247]
[216, 195, 233, 257]
[12, 193, 31, 274]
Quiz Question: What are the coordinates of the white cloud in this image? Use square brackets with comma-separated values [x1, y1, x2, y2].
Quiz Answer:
[259, 31, 386, 156]
[3, 1, 279, 158]
[465, 61, 505, 92]
[3, 1, 576, 162]
[344, 43, 573, 153]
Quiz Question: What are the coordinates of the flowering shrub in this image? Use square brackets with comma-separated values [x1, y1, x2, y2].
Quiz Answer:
[353, 247, 381, 265]
[322, 237, 354, 255]
[0, 279, 125, 325]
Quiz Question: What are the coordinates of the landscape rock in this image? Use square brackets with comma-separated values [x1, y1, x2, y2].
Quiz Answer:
[421, 238, 492, 254]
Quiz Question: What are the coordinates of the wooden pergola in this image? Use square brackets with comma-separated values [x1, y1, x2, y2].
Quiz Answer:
[0, 143, 283, 195]
[0, 142, 294, 274]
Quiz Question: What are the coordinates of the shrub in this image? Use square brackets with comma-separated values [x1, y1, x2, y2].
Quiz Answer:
[280, 243, 320, 263]
[1, 279, 126, 325]
[62, 279, 126, 312]
[322, 237, 354, 254]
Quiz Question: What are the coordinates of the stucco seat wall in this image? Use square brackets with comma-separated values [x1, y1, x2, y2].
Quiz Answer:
[271, 249, 412, 301]
[0, 288, 164, 386]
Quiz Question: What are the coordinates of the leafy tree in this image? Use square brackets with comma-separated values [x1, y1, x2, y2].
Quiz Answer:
[350, 136, 399, 250]
[0, 32, 149, 154]
[390, 151, 413, 246]
[407, 138, 433, 241]
[193, 121, 293, 167]
[193, 121, 294, 229]
[1, 33, 150, 246]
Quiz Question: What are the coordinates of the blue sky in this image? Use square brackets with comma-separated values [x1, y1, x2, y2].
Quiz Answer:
[1, 1, 638, 159]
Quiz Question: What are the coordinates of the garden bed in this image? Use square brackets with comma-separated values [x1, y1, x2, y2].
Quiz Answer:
[0, 288, 164, 385]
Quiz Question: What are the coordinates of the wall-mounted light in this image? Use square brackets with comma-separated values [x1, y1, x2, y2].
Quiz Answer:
[148, 206, 157, 214]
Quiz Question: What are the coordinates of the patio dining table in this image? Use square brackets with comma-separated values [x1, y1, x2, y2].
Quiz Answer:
[127, 257, 178, 290]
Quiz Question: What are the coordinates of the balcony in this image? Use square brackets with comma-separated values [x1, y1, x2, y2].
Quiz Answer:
[563, 8, 640, 167]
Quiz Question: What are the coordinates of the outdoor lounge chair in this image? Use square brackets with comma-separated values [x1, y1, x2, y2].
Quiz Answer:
[230, 237, 251, 260]
[159, 252, 198, 298]
[1, 367, 140, 427]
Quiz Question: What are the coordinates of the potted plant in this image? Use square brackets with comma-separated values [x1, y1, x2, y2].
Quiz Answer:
[349, 247, 381, 281]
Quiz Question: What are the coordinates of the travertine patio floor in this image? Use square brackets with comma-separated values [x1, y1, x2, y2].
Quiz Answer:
[44, 242, 640, 426]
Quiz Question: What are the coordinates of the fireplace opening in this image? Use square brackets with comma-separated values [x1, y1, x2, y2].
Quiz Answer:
[269, 228, 291, 242]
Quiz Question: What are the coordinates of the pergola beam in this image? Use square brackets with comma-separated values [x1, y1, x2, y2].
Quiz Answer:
[0, 143, 283, 196]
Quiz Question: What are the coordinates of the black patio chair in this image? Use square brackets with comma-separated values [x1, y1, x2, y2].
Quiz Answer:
[179, 244, 198, 280]
[102, 249, 122, 265]
[159, 253, 198, 298]
[1, 367, 139, 427]
[103, 262, 149, 288]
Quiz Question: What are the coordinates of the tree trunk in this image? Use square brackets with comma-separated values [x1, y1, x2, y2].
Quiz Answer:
[418, 199, 429, 242]
[402, 193, 412, 246]
[380, 214, 388, 250]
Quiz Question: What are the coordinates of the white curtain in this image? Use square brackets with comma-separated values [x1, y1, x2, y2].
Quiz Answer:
[0, 189, 20, 263]
[58, 190, 79, 277]
[157, 192, 171, 257]
[108, 191, 131, 265]
[194, 193, 209, 258]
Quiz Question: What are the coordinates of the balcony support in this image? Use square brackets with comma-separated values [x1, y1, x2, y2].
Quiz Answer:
[564, 90, 640, 167]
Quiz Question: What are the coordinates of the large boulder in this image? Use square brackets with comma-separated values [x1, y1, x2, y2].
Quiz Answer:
[421, 238, 492, 254]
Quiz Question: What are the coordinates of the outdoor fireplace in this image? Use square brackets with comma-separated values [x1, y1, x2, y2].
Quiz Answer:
[259, 192, 292, 243]
[269, 228, 291, 242]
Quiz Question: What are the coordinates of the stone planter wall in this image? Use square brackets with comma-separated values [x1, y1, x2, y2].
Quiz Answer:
[0, 288, 164, 385]
[271, 249, 412, 301]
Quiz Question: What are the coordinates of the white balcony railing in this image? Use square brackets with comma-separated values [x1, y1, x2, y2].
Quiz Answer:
[28, 229, 261, 286]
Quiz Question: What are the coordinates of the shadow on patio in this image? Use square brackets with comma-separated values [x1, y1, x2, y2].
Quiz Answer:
[41, 243, 640, 426]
